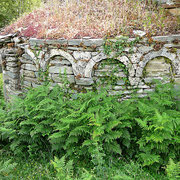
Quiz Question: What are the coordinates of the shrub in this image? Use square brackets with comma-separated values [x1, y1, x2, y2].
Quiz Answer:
[166, 159, 180, 180]
[0, 0, 41, 28]
[0, 160, 17, 179]
[0, 81, 179, 172]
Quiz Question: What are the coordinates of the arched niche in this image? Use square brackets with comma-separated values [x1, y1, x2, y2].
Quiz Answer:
[92, 58, 129, 86]
[142, 56, 174, 84]
[48, 55, 75, 84]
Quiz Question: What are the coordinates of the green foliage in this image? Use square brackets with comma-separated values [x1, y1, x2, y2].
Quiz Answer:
[51, 156, 74, 180]
[134, 82, 180, 170]
[0, 160, 17, 179]
[0, 84, 66, 157]
[0, 80, 179, 174]
[103, 36, 140, 57]
[97, 59, 129, 87]
[49, 87, 133, 167]
[166, 159, 180, 180]
[0, 0, 41, 28]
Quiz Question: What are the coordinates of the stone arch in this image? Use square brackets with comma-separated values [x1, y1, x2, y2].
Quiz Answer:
[85, 56, 130, 87]
[136, 49, 179, 77]
[142, 56, 174, 84]
[84, 53, 131, 78]
[47, 49, 79, 76]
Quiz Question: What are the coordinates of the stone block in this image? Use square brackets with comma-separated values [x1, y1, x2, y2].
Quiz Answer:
[22, 64, 37, 71]
[6, 62, 18, 67]
[23, 81, 32, 87]
[49, 66, 73, 74]
[51, 74, 75, 83]
[92, 52, 107, 63]
[68, 39, 82, 46]
[6, 57, 18, 62]
[73, 51, 91, 61]
[75, 78, 94, 85]
[19, 58, 34, 64]
[6, 66, 20, 73]
[22, 54, 33, 61]
[138, 46, 153, 54]
[6, 71, 19, 79]
[152, 35, 180, 42]
[22, 70, 36, 78]
[94, 71, 126, 77]
[50, 59, 71, 66]
[82, 39, 104, 47]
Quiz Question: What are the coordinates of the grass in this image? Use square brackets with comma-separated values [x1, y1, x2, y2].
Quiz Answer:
[0, 153, 167, 180]
[2, 0, 179, 39]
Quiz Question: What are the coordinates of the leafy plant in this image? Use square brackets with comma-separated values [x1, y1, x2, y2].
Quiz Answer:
[166, 159, 180, 180]
[0, 79, 179, 173]
[0, 84, 65, 157]
[0, 160, 17, 180]
[51, 156, 74, 180]
[0, 0, 41, 28]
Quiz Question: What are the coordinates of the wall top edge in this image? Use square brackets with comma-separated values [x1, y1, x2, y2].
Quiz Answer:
[0, 34, 180, 45]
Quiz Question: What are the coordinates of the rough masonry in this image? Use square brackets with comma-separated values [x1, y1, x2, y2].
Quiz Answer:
[0, 34, 180, 99]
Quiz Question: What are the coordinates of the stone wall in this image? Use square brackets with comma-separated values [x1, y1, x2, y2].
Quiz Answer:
[0, 34, 180, 100]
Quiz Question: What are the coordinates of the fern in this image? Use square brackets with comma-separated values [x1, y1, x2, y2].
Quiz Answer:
[0, 160, 17, 180]
[166, 159, 180, 180]
[51, 156, 74, 180]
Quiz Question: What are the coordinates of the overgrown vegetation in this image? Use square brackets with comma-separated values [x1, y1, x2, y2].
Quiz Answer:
[0, 78, 179, 179]
[1, 0, 178, 39]
[0, 0, 41, 28]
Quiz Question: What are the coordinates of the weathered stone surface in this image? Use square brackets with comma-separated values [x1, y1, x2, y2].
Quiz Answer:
[6, 57, 18, 62]
[19, 57, 34, 64]
[129, 77, 141, 86]
[84, 60, 96, 77]
[82, 39, 104, 47]
[145, 57, 172, 76]
[138, 46, 153, 54]
[21, 70, 35, 78]
[117, 56, 130, 67]
[22, 64, 37, 71]
[2, 35, 180, 99]
[68, 39, 82, 46]
[6, 71, 19, 79]
[113, 86, 126, 90]
[4, 49, 17, 54]
[6, 66, 20, 72]
[130, 53, 142, 64]
[24, 77, 40, 84]
[92, 52, 107, 63]
[6, 62, 18, 67]
[50, 59, 71, 66]
[75, 78, 94, 85]
[152, 35, 180, 42]
[94, 71, 126, 77]
[51, 74, 75, 83]
[73, 51, 91, 61]
[23, 81, 32, 87]
[22, 54, 33, 61]
[49, 66, 73, 74]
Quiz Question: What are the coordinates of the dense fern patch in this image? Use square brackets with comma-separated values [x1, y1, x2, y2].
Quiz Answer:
[0, 81, 179, 178]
